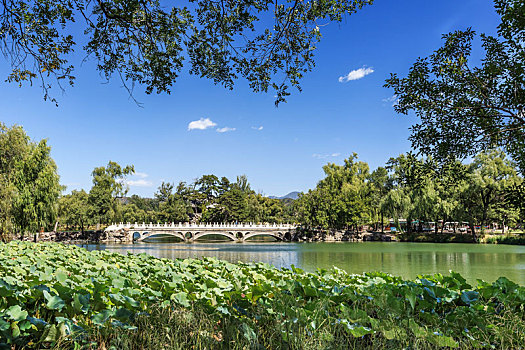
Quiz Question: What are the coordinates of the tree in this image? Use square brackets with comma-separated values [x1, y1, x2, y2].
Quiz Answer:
[369, 166, 391, 232]
[460, 149, 521, 237]
[296, 153, 371, 231]
[1, 0, 372, 105]
[154, 181, 189, 223]
[0, 123, 61, 238]
[155, 182, 174, 203]
[58, 190, 91, 232]
[385, 0, 525, 173]
[88, 161, 134, 224]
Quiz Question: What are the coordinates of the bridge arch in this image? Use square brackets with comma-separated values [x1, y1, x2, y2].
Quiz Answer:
[138, 231, 185, 242]
[192, 231, 236, 242]
[242, 231, 283, 242]
[235, 232, 245, 240]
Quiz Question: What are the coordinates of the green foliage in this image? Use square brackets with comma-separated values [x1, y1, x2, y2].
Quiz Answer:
[461, 149, 521, 234]
[88, 161, 134, 224]
[378, 150, 523, 237]
[58, 190, 91, 232]
[385, 0, 525, 173]
[154, 181, 190, 223]
[484, 234, 525, 245]
[1, 0, 372, 105]
[1, 242, 524, 349]
[296, 153, 372, 230]
[0, 123, 61, 239]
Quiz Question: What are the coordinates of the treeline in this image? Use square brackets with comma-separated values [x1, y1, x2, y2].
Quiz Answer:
[1, 124, 524, 240]
[296, 151, 525, 237]
[59, 172, 294, 232]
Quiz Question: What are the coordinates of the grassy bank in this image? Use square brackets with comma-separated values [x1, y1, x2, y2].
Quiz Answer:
[1, 242, 524, 349]
[397, 233, 477, 243]
[483, 235, 525, 245]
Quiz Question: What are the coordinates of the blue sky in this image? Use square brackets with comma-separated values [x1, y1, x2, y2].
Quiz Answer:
[0, 0, 500, 197]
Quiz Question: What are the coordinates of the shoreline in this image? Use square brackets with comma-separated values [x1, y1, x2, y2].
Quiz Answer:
[17, 229, 525, 246]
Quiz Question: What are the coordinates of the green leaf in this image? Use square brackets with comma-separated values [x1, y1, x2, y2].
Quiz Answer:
[460, 291, 479, 305]
[303, 285, 318, 297]
[430, 334, 459, 348]
[115, 308, 133, 321]
[92, 309, 115, 325]
[346, 324, 373, 337]
[113, 277, 125, 289]
[43, 290, 65, 311]
[55, 270, 68, 283]
[11, 323, 20, 338]
[216, 280, 230, 289]
[406, 291, 417, 310]
[217, 306, 230, 315]
[41, 325, 58, 343]
[6, 305, 28, 322]
[0, 318, 10, 332]
[18, 320, 31, 331]
[171, 292, 190, 307]
[241, 323, 257, 343]
[409, 319, 426, 338]
[73, 293, 90, 314]
[0, 279, 14, 297]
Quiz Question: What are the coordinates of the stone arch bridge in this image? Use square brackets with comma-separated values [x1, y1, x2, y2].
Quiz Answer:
[104, 222, 296, 242]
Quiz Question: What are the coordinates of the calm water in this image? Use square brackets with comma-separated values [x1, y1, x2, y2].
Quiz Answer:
[82, 242, 525, 285]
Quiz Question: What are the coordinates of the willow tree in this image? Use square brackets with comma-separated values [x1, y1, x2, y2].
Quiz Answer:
[0, 123, 61, 239]
[460, 149, 521, 236]
[1, 0, 372, 105]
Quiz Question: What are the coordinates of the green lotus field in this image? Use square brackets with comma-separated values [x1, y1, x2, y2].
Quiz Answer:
[0, 241, 524, 349]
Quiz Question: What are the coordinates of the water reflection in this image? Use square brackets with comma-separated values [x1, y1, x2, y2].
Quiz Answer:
[83, 242, 525, 285]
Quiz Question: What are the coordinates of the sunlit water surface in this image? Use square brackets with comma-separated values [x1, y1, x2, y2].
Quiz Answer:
[82, 242, 525, 285]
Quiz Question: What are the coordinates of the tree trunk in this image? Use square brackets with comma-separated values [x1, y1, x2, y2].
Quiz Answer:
[380, 212, 384, 233]
[469, 223, 477, 241]
[441, 218, 446, 234]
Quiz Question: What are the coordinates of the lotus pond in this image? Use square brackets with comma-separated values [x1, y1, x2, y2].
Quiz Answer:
[1, 241, 524, 349]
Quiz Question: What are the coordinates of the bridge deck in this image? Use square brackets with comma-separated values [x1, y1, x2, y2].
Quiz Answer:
[105, 222, 297, 242]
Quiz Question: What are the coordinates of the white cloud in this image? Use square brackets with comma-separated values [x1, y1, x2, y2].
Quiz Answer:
[312, 153, 341, 159]
[382, 94, 399, 106]
[338, 66, 374, 83]
[124, 179, 153, 187]
[117, 172, 152, 187]
[188, 117, 217, 130]
[251, 126, 264, 131]
[216, 127, 236, 133]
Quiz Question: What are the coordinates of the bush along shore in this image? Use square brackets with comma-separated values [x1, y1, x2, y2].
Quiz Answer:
[1, 242, 525, 349]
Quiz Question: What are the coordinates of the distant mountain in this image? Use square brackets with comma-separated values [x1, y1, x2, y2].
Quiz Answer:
[269, 191, 301, 200]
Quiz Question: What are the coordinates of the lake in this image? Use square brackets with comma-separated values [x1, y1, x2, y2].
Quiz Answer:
[83, 241, 525, 285]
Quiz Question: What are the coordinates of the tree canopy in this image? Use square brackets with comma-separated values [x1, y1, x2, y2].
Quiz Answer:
[0, 123, 61, 239]
[1, 0, 372, 105]
[385, 0, 525, 173]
